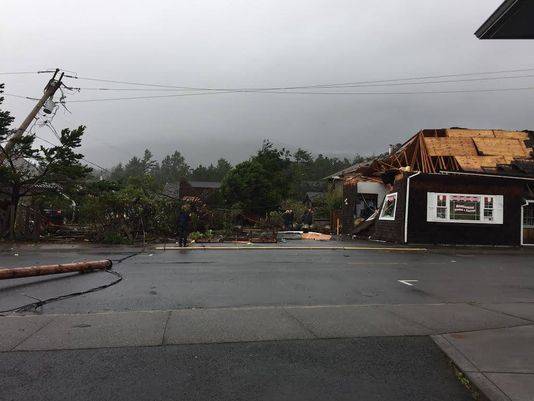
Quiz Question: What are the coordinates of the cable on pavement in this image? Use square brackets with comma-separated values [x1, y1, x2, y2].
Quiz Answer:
[0, 269, 123, 315]
[0, 252, 142, 315]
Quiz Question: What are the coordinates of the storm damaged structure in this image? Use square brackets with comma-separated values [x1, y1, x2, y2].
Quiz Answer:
[341, 128, 534, 246]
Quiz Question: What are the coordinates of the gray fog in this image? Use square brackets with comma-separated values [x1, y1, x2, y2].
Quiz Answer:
[2, 0, 534, 167]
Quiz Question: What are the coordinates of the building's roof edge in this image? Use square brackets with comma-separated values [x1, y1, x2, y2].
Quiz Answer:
[475, 0, 524, 39]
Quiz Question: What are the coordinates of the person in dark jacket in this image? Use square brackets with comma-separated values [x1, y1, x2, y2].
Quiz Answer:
[282, 209, 294, 231]
[177, 207, 191, 247]
[302, 208, 314, 231]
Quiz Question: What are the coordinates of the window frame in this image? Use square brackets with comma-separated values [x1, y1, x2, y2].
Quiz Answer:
[379, 192, 398, 221]
[427, 192, 503, 224]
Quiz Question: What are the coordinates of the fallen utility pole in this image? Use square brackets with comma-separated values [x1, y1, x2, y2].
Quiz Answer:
[0, 260, 112, 280]
[0, 68, 64, 164]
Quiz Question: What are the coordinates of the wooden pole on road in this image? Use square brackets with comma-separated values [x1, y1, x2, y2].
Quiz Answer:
[0, 260, 113, 280]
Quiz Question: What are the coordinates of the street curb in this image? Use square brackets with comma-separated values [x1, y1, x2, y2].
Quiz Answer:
[431, 335, 511, 401]
[154, 245, 427, 252]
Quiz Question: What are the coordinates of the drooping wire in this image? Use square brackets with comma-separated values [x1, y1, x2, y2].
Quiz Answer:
[2, 93, 40, 101]
[64, 66, 534, 92]
[0, 71, 41, 75]
[73, 73, 534, 92]
[62, 86, 534, 102]
[34, 134, 111, 172]
[6, 85, 534, 104]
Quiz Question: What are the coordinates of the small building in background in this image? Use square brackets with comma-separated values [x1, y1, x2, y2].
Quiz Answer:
[163, 179, 221, 202]
[179, 180, 221, 202]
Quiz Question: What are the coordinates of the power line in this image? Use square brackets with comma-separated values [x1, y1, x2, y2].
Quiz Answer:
[57, 86, 534, 102]
[67, 91, 227, 102]
[34, 134, 110, 172]
[2, 93, 40, 100]
[65, 66, 534, 92]
[80, 158, 110, 172]
[6, 85, 534, 104]
[73, 73, 534, 92]
[0, 71, 40, 75]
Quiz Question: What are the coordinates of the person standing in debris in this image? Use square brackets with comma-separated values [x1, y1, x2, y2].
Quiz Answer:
[283, 209, 293, 231]
[177, 206, 191, 247]
[302, 208, 314, 232]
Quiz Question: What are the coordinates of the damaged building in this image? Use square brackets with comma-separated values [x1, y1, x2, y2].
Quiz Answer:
[341, 128, 534, 246]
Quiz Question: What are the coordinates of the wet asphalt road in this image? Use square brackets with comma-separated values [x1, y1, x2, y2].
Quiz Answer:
[1, 246, 533, 314]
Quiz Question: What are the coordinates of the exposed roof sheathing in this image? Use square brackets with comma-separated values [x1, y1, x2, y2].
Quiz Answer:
[493, 130, 529, 140]
[424, 137, 478, 156]
[446, 129, 496, 138]
[455, 156, 507, 171]
[340, 128, 534, 180]
[472, 137, 529, 157]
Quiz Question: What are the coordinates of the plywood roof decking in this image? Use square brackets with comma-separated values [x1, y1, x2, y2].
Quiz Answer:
[342, 128, 533, 179]
[493, 131, 529, 140]
[455, 156, 507, 171]
[472, 137, 529, 157]
[424, 129, 532, 172]
[446, 129, 496, 138]
[445, 129, 530, 140]
[424, 137, 478, 156]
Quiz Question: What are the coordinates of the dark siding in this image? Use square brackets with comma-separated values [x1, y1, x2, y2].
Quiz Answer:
[407, 174, 527, 245]
[372, 179, 407, 243]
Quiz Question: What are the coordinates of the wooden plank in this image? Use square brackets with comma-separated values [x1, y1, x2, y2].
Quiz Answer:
[424, 137, 478, 156]
[455, 156, 506, 171]
[446, 129, 495, 138]
[492, 130, 529, 140]
[472, 138, 529, 157]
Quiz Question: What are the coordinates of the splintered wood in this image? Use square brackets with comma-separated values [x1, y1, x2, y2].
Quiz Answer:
[424, 137, 478, 156]
[473, 138, 529, 157]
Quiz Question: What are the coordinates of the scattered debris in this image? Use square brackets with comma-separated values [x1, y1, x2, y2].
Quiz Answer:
[302, 232, 332, 241]
[277, 231, 303, 240]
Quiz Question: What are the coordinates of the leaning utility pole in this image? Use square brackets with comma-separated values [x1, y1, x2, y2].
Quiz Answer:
[0, 68, 64, 164]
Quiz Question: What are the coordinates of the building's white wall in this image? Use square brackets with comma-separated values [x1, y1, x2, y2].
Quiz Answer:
[357, 181, 386, 205]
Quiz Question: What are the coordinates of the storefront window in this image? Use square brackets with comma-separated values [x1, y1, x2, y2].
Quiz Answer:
[427, 192, 503, 224]
[379, 193, 397, 220]
[449, 195, 480, 221]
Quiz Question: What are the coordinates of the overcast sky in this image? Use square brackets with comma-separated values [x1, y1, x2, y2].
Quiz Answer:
[2, 0, 534, 168]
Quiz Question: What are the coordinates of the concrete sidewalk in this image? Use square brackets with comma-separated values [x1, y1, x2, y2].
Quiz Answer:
[1, 302, 531, 352]
[2, 302, 533, 400]
[432, 303, 534, 401]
